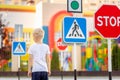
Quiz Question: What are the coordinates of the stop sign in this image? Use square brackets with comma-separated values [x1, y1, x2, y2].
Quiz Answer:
[95, 5, 120, 39]
[57, 38, 67, 50]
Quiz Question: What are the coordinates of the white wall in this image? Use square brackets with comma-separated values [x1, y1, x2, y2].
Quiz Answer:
[43, 3, 66, 26]
[0, 11, 36, 28]
[1, 2, 95, 31]
[43, 3, 95, 32]
[35, 1, 42, 28]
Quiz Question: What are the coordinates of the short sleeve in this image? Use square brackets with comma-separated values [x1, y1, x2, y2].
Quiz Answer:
[28, 46, 33, 54]
[46, 45, 50, 54]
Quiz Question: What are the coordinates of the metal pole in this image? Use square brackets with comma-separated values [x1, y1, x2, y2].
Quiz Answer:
[17, 25, 21, 80]
[108, 39, 112, 80]
[17, 68, 20, 80]
[74, 43, 77, 80]
[18, 26, 20, 69]
[61, 51, 63, 80]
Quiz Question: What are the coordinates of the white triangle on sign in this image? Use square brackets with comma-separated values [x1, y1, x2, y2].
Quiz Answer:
[66, 19, 85, 39]
[14, 43, 25, 53]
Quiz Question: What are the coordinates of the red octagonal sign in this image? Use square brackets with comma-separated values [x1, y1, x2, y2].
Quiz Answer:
[57, 38, 67, 50]
[95, 5, 120, 39]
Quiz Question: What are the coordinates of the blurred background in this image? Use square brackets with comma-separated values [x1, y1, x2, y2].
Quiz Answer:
[0, 0, 120, 74]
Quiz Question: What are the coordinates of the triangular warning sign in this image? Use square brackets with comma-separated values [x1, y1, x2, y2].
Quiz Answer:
[14, 43, 25, 53]
[66, 19, 85, 39]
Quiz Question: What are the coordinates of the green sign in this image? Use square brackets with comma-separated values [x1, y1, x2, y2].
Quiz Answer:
[71, 1, 79, 10]
[67, 0, 82, 13]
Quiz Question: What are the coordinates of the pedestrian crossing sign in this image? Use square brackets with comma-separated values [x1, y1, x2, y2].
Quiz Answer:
[12, 41, 26, 55]
[63, 17, 86, 43]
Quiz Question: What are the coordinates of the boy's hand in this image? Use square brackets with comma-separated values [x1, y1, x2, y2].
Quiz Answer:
[27, 70, 32, 77]
[48, 70, 51, 76]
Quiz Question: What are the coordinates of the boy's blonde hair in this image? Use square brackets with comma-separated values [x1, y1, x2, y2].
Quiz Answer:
[33, 28, 44, 40]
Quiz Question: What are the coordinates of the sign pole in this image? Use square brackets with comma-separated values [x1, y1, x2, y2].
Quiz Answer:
[73, 12, 77, 80]
[18, 25, 21, 80]
[94, 5, 120, 80]
[57, 37, 67, 80]
[73, 43, 77, 80]
[66, 1, 84, 80]
[18, 26, 21, 70]
[108, 39, 112, 80]
[15, 24, 23, 80]
[61, 51, 63, 80]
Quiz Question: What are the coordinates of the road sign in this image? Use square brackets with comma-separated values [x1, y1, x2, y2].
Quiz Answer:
[12, 41, 26, 55]
[63, 17, 86, 43]
[95, 5, 120, 39]
[57, 38, 67, 50]
[67, 0, 82, 13]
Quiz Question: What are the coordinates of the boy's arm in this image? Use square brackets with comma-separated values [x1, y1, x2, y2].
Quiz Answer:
[28, 54, 33, 77]
[46, 54, 51, 76]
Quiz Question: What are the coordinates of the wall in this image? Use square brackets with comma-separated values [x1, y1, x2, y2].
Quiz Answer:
[43, 2, 95, 32]
[0, 11, 35, 28]
[43, 3, 66, 26]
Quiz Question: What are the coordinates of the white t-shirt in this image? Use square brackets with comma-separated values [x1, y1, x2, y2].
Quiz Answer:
[28, 43, 50, 72]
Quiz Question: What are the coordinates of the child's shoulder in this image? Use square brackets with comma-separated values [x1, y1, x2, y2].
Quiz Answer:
[42, 43, 49, 47]
[29, 43, 37, 47]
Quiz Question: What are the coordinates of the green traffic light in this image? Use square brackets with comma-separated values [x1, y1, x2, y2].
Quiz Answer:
[71, 1, 79, 10]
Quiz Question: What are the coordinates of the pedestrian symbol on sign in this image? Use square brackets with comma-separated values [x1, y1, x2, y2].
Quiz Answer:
[71, 22, 79, 36]
[63, 17, 86, 43]
[12, 41, 26, 55]
[14, 43, 25, 53]
[66, 20, 85, 39]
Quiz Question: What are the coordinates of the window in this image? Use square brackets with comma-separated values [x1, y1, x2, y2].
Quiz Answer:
[21, 0, 27, 5]
[5, 0, 12, 5]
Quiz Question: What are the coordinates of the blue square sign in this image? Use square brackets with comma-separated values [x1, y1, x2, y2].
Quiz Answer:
[63, 17, 86, 43]
[12, 41, 26, 55]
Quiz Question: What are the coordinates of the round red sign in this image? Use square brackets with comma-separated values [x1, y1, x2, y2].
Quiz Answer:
[57, 38, 67, 50]
[95, 5, 120, 39]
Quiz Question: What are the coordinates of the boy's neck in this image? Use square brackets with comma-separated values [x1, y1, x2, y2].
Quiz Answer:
[35, 40, 42, 44]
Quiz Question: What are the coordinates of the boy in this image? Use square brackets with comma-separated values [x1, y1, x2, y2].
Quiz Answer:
[28, 28, 51, 80]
